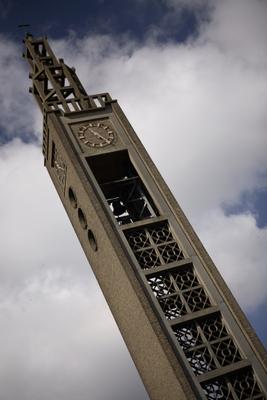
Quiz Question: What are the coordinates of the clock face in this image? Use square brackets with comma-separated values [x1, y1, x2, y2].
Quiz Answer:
[78, 121, 115, 148]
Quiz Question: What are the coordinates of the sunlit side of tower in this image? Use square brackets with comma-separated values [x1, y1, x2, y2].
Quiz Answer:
[24, 34, 267, 400]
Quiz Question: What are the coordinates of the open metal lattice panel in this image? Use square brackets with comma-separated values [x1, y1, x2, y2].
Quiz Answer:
[124, 220, 266, 399]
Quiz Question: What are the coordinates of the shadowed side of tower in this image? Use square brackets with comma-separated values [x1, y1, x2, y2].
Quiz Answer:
[23, 34, 267, 400]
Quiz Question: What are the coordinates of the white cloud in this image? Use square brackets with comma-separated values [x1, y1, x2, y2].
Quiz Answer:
[0, 0, 267, 397]
[53, 2, 267, 220]
[0, 141, 148, 400]
[0, 282, 146, 400]
[200, 0, 267, 65]
[198, 209, 267, 310]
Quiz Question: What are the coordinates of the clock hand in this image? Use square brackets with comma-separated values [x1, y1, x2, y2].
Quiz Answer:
[90, 129, 111, 143]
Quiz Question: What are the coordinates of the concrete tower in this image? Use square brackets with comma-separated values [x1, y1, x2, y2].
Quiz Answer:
[24, 34, 267, 400]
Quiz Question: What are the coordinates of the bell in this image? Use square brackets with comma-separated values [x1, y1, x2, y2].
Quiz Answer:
[112, 199, 126, 216]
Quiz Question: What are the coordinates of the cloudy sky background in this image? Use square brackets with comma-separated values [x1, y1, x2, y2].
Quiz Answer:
[0, 0, 266, 399]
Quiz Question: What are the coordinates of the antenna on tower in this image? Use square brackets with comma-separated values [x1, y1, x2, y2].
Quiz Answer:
[18, 24, 31, 38]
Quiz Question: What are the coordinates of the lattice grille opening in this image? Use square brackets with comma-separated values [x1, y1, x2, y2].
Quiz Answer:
[146, 273, 176, 297]
[158, 295, 187, 319]
[173, 314, 243, 376]
[200, 314, 228, 341]
[183, 287, 211, 313]
[173, 323, 202, 351]
[201, 368, 265, 400]
[135, 248, 161, 269]
[148, 224, 172, 244]
[211, 338, 242, 367]
[158, 242, 184, 264]
[125, 221, 184, 270]
[188, 346, 217, 375]
[147, 264, 211, 319]
[172, 267, 198, 290]
[126, 229, 150, 251]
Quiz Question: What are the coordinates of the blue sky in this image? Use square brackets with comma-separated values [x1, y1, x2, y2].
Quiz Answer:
[2, 0, 203, 42]
[0, 1, 266, 399]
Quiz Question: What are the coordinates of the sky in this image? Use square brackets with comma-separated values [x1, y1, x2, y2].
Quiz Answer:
[0, 0, 267, 399]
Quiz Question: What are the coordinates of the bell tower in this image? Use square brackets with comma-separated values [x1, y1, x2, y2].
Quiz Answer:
[24, 34, 267, 399]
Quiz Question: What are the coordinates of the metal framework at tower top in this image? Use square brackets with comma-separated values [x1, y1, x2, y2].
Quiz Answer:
[24, 33, 267, 400]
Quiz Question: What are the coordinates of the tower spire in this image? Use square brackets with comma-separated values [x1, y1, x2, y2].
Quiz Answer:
[24, 34, 112, 113]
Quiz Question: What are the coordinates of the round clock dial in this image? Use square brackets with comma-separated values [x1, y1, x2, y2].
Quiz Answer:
[78, 121, 115, 148]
